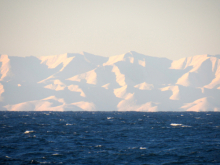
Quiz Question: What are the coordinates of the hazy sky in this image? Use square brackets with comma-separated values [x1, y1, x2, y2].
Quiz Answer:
[0, 0, 220, 60]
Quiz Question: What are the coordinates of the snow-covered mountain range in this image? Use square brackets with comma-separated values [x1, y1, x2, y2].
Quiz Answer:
[0, 51, 220, 111]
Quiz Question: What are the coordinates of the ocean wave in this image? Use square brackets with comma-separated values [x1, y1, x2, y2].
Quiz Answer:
[1, 111, 219, 164]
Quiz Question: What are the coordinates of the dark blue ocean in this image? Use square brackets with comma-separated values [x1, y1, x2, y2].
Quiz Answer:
[0, 112, 220, 164]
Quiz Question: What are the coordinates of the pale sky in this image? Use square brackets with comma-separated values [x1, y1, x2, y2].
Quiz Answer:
[0, 0, 220, 60]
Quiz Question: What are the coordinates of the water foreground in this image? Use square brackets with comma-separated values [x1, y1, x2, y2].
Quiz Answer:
[0, 111, 220, 164]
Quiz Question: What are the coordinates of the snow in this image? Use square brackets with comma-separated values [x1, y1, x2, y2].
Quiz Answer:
[160, 85, 180, 100]
[103, 54, 126, 66]
[138, 59, 145, 67]
[71, 101, 95, 111]
[0, 83, 4, 101]
[114, 85, 129, 98]
[39, 53, 74, 71]
[68, 85, 86, 97]
[111, 65, 126, 86]
[102, 83, 110, 89]
[134, 82, 154, 90]
[1, 52, 220, 111]
[0, 55, 10, 81]
[67, 69, 97, 85]
[180, 97, 220, 112]
[44, 79, 66, 91]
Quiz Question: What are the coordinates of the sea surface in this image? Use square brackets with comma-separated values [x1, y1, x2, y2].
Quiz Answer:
[0, 111, 220, 165]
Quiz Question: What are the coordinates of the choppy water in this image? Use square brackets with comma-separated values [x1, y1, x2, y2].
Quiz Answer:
[0, 111, 220, 164]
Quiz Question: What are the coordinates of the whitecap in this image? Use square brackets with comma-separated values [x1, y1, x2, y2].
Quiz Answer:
[170, 123, 182, 126]
[107, 117, 113, 119]
[24, 130, 34, 134]
[140, 147, 146, 149]
[171, 123, 191, 127]
[95, 145, 102, 147]
[52, 153, 62, 156]
[181, 125, 192, 127]
[66, 123, 73, 125]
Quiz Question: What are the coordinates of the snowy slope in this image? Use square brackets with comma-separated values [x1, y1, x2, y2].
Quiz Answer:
[0, 51, 219, 111]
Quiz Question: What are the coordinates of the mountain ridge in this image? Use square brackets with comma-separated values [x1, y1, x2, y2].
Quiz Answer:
[0, 51, 220, 111]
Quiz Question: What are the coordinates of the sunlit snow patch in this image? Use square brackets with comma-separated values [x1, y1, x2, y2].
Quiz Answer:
[102, 83, 110, 89]
[134, 82, 154, 90]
